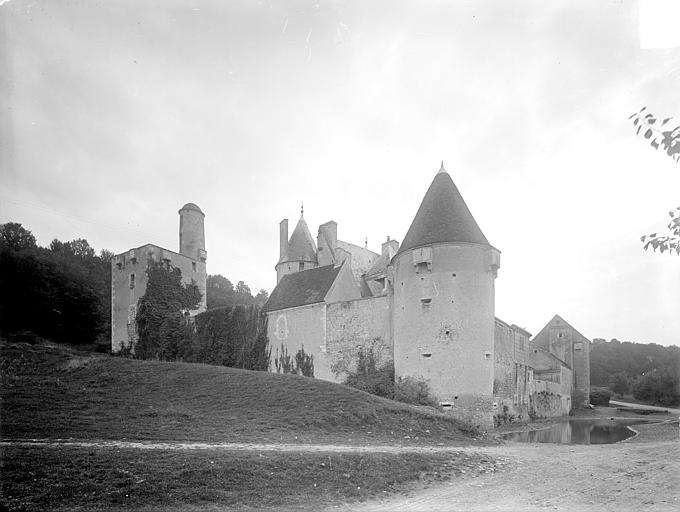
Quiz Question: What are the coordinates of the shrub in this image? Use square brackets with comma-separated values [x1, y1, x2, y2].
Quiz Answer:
[344, 347, 394, 399]
[589, 387, 612, 406]
[394, 376, 436, 406]
[294, 345, 314, 377]
[274, 344, 314, 377]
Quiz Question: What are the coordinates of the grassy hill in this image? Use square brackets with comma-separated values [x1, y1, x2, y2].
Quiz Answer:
[0, 342, 495, 511]
[0, 342, 479, 445]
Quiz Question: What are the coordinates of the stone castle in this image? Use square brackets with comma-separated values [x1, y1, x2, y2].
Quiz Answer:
[110, 165, 590, 429]
[263, 164, 590, 429]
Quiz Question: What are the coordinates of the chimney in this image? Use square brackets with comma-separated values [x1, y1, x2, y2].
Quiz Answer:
[279, 219, 288, 260]
[381, 236, 400, 260]
[317, 221, 337, 266]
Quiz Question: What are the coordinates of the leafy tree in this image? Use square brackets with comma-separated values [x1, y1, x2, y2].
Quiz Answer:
[0, 224, 111, 346]
[254, 289, 269, 307]
[235, 281, 253, 305]
[0, 222, 36, 251]
[189, 305, 269, 370]
[135, 260, 201, 360]
[609, 372, 630, 396]
[633, 369, 679, 406]
[629, 107, 680, 254]
[206, 274, 235, 309]
[640, 207, 680, 255]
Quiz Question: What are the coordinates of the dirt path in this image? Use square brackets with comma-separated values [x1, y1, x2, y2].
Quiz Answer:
[330, 429, 680, 512]
[610, 400, 680, 415]
[2, 421, 678, 511]
[0, 439, 491, 453]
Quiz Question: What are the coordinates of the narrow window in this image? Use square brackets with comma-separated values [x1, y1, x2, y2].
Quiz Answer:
[129, 273, 136, 289]
[192, 261, 197, 272]
[299, 262, 304, 271]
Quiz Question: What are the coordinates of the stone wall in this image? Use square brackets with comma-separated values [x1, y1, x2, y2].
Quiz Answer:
[325, 296, 391, 381]
[267, 302, 331, 379]
[111, 244, 206, 352]
[493, 320, 531, 423]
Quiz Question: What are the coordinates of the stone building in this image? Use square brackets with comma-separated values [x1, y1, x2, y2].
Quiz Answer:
[264, 164, 590, 429]
[110, 203, 207, 352]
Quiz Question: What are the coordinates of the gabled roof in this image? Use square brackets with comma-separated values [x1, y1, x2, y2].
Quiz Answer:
[263, 264, 342, 312]
[278, 216, 318, 265]
[365, 251, 390, 279]
[532, 314, 591, 345]
[397, 164, 490, 254]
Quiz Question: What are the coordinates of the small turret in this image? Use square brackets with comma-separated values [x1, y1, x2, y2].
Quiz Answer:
[178, 203, 206, 262]
[275, 205, 319, 283]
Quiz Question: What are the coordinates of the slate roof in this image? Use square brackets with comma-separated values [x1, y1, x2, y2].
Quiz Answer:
[397, 165, 490, 254]
[263, 265, 342, 312]
[278, 216, 318, 264]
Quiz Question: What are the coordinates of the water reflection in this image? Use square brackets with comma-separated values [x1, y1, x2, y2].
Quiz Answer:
[502, 419, 644, 444]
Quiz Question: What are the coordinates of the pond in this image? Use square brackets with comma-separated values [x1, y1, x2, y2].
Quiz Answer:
[501, 419, 650, 445]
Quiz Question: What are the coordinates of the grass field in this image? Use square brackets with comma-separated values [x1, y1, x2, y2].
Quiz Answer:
[0, 342, 480, 445]
[0, 342, 491, 510]
[0, 445, 499, 511]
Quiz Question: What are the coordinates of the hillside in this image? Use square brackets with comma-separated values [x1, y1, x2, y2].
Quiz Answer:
[0, 342, 480, 446]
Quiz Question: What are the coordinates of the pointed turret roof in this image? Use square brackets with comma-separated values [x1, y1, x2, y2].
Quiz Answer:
[278, 214, 318, 264]
[397, 163, 490, 254]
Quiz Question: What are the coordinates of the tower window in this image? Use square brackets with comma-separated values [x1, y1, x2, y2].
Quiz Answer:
[129, 273, 136, 289]
[299, 262, 305, 271]
[192, 262, 197, 272]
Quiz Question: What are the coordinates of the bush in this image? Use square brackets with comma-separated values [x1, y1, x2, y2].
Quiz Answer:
[632, 369, 680, 406]
[344, 347, 394, 399]
[394, 376, 436, 406]
[589, 387, 612, 406]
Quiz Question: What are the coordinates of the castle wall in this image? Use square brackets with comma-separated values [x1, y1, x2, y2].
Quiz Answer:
[111, 244, 207, 352]
[392, 243, 498, 430]
[267, 303, 332, 380]
[325, 296, 391, 380]
[493, 320, 531, 423]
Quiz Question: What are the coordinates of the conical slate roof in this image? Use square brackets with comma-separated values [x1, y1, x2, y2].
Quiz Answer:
[397, 164, 490, 254]
[278, 216, 318, 264]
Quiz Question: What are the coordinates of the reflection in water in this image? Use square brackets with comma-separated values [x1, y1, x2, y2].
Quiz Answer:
[502, 419, 644, 444]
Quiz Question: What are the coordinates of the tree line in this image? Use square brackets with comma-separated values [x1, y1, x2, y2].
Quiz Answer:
[0, 222, 268, 352]
[590, 338, 679, 406]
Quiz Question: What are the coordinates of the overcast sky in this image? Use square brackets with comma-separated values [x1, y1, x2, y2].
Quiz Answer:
[1, 0, 679, 346]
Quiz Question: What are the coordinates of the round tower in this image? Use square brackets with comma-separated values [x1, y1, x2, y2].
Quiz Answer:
[178, 203, 206, 260]
[392, 163, 500, 429]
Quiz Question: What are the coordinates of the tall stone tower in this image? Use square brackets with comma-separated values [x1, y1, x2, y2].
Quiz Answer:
[392, 163, 500, 429]
[275, 208, 319, 283]
[178, 203, 206, 260]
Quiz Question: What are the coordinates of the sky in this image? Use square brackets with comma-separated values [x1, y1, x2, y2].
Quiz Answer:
[1, 0, 679, 346]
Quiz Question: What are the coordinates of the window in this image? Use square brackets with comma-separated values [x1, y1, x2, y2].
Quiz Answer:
[129, 273, 136, 289]
[299, 262, 305, 271]
[192, 262, 197, 272]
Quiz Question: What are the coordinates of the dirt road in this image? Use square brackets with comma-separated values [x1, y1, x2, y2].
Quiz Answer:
[331, 422, 679, 512]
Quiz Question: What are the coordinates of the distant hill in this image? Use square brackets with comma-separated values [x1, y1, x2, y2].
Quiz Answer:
[590, 339, 680, 406]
